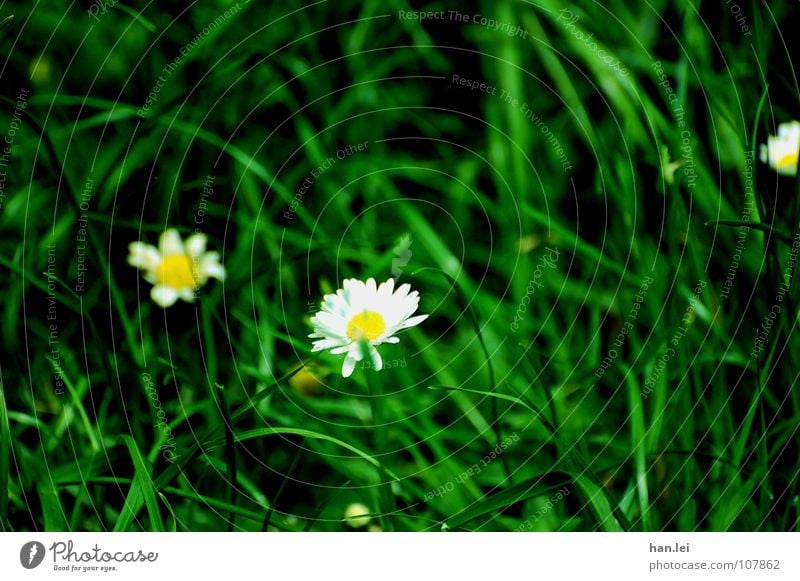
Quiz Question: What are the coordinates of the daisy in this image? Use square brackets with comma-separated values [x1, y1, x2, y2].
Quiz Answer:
[127, 229, 225, 307]
[309, 278, 428, 378]
[760, 120, 800, 176]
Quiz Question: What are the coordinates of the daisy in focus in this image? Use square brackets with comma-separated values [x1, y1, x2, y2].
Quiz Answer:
[127, 229, 225, 307]
[760, 120, 800, 176]
[309, 278, 428, 378]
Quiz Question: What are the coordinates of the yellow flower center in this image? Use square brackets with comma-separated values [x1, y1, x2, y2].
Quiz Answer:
[777, 152, 799, 171]
[346, 310, 386, 341]
[155, 254, 198, 290]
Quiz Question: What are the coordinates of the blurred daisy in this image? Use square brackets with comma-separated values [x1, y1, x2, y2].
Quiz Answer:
[128, 229, 225, 307]
[760, 120, 800, 176]
[309, 278, 428, 378]
[343, 502, 372, 528]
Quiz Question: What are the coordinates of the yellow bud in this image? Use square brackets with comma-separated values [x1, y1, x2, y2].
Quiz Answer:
[344, 503, 371, 528]
[289, 366, 325, 396]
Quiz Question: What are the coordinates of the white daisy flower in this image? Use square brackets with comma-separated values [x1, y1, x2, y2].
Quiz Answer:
[309, 277, 428, 378]
[127, 229, 225, 308]
[760, 120, 800, 176]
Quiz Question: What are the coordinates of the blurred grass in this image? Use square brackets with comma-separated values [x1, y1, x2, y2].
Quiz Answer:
[0, 0, 798, 532]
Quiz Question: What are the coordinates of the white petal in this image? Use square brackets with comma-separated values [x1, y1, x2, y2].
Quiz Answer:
[312, 310, 343, 325]
[368, 345, 383, 371]
[330, 344, 353, 355]
[377, 278, 395, 298]
[312, 326, 347, 342]
[322, 293, 350, 316]
[396, 314, 428, 330]
[159, 229, 185, 255]
[330, 289, 349, 308]
[201, 250, 221, 263]
[311, 338, 350, 351]
[178, 288, 197, 302]
[343, 279, 365, 296]
[779, 120, 800, 141]
[393, 283, 411, 300]
[311, 311, 348, 336]
[349, 343, 367, 361]
[201, 257, 226, 281]
[343, 279, 367, 306]
[185, 233, 207, 257]
[151, 285, 179, 307]
[127, 242, 160, 271]
[381, 294, 422, 329]
[343, 279, 364, 292]
[342, 356, 357, 378]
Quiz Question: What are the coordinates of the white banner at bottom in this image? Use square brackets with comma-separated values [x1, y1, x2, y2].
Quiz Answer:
[0, 533, 797, 580]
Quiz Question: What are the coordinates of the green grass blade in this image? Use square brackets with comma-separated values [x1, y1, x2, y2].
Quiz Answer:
[38, 479, 69, 531]
[115, 435, 164, 532]
[442, 472, 571, 531]
[232, 427, 400, 482]
[625, 373, 651, 530]
[0, 14, 13, 33]
[0, 378, 10, 529]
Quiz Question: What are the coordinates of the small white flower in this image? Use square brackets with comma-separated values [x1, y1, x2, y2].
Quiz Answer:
[309, 277, 428, 378]
[127, 229, 225, 308]
[760, 120, 800, 176]
[343, 502, 372, 528]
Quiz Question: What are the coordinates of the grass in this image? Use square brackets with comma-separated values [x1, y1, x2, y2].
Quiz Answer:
[0, 0, 798, 532]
